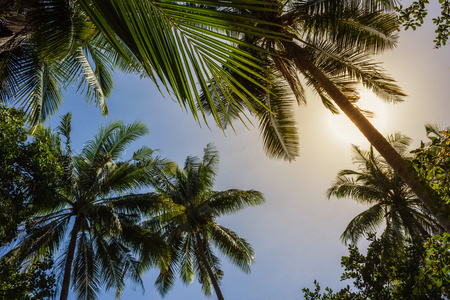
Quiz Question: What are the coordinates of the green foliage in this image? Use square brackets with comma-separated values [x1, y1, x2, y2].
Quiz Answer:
[1, 0, 284, 127]
[0, 106, 61, 245]
[396, 0, 450, 48]
[418, 233, 450, 296]
[302, 235, 450, 299]
[0, 257, 56, 300]
[302, 281, 353, 300]
[410, 125, 450, 204]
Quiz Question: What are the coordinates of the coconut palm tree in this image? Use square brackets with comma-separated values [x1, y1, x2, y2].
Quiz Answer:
[144, 144, 264, 300]
[7, 113, 173, 300]
[328, 133, 444, 245]
[194, 0, 450, 231]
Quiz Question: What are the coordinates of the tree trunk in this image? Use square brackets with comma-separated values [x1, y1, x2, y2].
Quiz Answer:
[293, 47, 450, 232]
[0, 12, 28, 52]
[60, 217, 82, 300]
[195, 233, 225, 300]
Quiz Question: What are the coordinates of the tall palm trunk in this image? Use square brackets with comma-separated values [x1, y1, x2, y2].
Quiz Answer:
[0, 12, 28, 52]
[60, 216, 82, 300]
[289, 44, 450, 232]
[195, 233, 225, 300]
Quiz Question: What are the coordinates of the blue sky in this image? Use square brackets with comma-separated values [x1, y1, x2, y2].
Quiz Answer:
[44, 10, 450, 300]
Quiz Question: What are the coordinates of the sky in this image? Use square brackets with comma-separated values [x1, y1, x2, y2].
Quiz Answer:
[44, 7, 450, 300]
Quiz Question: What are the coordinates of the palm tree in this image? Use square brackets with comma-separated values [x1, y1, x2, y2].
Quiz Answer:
[327, 133, 444, 245]
[7, 113, 173, 300]
[143, 144, 265, 300]
[194, 0, 450, 231]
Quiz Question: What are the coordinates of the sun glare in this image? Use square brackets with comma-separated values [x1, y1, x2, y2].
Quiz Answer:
[327, 90, 388, 146]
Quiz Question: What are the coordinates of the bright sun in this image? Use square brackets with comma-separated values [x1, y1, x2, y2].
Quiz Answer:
[327, 89, 388, 145]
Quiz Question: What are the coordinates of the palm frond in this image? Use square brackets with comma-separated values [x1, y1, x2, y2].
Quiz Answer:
[70, 46, 109, 115]
[208, 222, 254, 273]
[296, 1, 399, 53]
[198, 143, 220, 189]
[120, 225, 167, 275]
[298, 41, 406, 104]
[386, 132, 412, 154]
[15, 59, 64, 125]
[207, 189, 265, 216]
[72, 232, 102, 300]
[108, 237, 144, 291]
[179, 235, 196, 285]
[27, 0, 75, 61]
[108, 193, 172, 216]
[87, 204, 122, 236]
[77, 0, 284, 127]
[154, 252, 179, 296]
[256, 74, 300, 161]
[0, 48, 24, 102]
[8, 215, 70, 281]
[92, 231, 126, 296]
[341, 203, 385, 244]
[327, 176, 384, 203]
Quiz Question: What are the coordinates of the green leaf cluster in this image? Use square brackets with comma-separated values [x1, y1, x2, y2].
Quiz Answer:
[410, 125, 450, 205]
[396, 0, 450, 48]
[198, 0, 406, 161]
[419, 233, 450, 295]
[0, 256, 56, 300]
[0, 106, 62, 246]
[302, 234, 450, 299]
[1, 110, 263, 299]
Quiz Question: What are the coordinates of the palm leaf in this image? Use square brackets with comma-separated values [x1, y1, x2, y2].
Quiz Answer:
[15, 59, 64, 125]
[299, 41, 406, 104]
[207, 189, 264, 216]
[256, 74, 300, 161]
[27, 0, 75, 61]
[296, 0, 399, 53]
[207, 222, 254, 273]
[77, 0, 284, 127]
[72, 232, 102, 300]
[341, 203, 385, 244]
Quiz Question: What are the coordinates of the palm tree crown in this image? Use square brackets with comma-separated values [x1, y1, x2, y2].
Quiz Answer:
[145, 144, 265, 300]
[7, 113, 172, 300]
[328, 133, 444, 245]
[200, 0, 404, 161]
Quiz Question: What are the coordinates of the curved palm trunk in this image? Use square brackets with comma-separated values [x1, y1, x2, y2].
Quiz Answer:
[0, 12, 28, 52]
[60, 217, 82, 300]
[292, 46, 450, 232]
[195, 233, 225, 300]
